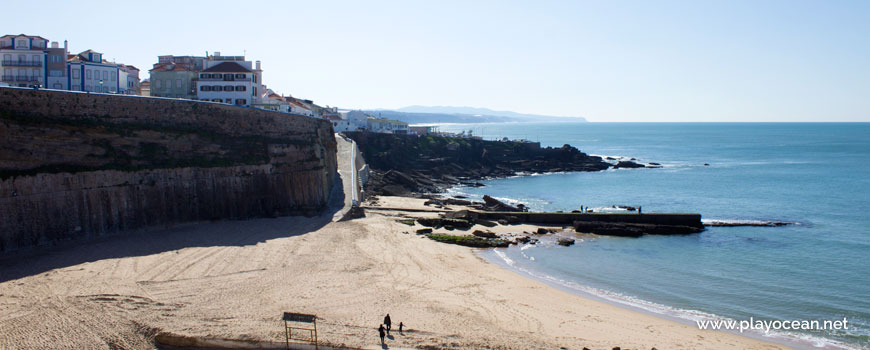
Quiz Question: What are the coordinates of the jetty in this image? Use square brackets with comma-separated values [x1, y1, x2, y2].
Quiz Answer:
[442, 210, 705, 238]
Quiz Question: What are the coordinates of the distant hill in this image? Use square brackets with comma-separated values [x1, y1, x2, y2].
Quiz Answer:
[365, 106, 587, 124]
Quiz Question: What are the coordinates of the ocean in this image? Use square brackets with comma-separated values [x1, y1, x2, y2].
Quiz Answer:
[437, 122, 870, 349]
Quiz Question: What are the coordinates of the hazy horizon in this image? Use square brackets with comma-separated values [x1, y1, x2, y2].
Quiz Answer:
[6, 0, 869, 122]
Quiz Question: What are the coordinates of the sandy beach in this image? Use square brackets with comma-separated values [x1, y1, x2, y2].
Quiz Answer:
[0, 195, 787, 349]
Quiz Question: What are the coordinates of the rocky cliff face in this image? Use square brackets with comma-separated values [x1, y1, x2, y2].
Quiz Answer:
[0, 88, 336, 252]
[344, 132, 610, 195]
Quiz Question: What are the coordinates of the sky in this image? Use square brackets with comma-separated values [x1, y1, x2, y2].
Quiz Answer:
[6, 0, 869, 122]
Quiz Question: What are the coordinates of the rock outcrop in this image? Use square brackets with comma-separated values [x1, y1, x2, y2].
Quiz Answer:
[344, 132, 610, 195]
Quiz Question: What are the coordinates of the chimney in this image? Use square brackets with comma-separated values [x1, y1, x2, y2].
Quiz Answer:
[63, 40, 68, 50]
[256, 60, 261, 70]
[51, 41, 59, 48]
[214, 51, 220, 57]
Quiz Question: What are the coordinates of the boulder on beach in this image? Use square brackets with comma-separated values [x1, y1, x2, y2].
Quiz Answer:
[482, 195, 524, 212]
[557, 238, 575, 246]
[472, 230, 498, 238]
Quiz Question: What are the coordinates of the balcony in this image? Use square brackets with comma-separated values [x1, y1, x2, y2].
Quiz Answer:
[198, 77, 251, 82]
[1, 75, 42, 82]
[2, 60, 42, 67]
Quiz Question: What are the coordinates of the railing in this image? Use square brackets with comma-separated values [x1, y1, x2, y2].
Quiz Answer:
[1, 75, 41, 82]
[1, 60, 42, 67]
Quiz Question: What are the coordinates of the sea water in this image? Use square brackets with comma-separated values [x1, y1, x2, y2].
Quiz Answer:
[438, 122, 870, 349]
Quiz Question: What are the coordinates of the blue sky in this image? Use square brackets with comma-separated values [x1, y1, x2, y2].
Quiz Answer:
[7, 0, 869, 121]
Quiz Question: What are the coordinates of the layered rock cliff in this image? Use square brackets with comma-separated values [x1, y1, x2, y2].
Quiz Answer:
[0, 88, 336, 252]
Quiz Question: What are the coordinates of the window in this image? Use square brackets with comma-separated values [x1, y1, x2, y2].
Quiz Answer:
[15, 40, 26, 48]
[225, 99, 232, 104]
[200, 73, 207, 79]
[49, 70, 63, 77]
[176, 79, 182, 88]
[102, 71, 108, 80]
[215, 86, 223, 91]
[18, 54, 25, 63]
[2, 54, 10, 62]
[253, 87, 257, 96]
[235, 86, 246, 91]
[86, 70, 92, 79]
[252, 75, 257, 83]
[72, 69, 80, 79]
[213, 73, 222, 79]
[235, 74, 245, 79]
[111, 72, 116, 81]
[32, 55, 41, 64]
[224, 85, 233, 91]
[155, 79, 161, 88]
[212, 99, 221, 102]
[235, 99, 247, 105]
[200, 85, 207, 91]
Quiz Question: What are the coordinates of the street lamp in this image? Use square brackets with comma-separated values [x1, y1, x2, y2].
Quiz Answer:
[99, 79, 103, 92]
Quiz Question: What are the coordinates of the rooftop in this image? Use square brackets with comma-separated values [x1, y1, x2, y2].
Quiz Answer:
[202, 62, 252, 73]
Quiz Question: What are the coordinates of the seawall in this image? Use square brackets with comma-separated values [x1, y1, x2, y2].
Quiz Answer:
[0, 88, 337, 252]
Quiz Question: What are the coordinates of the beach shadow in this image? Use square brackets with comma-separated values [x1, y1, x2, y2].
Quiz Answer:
[381, 344, 389, 349]
[0, 176, 348, 283]
[387, 334, 395, 340]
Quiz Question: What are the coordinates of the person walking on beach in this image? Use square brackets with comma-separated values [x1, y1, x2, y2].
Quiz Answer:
[399, 322, 404, 333]
[378, 324, 386, 345]
[384, 314, 392, 334]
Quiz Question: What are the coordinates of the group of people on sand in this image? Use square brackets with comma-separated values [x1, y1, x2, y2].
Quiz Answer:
[377, 313, 404, 345]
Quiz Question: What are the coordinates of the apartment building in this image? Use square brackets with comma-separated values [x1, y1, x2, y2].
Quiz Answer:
[0, 34, 49, 88]
[68, 50, 120, 93]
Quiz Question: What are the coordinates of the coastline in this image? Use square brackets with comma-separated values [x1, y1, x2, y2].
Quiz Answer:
[480, 244, 854, 350]
[0, 196, 788, 349]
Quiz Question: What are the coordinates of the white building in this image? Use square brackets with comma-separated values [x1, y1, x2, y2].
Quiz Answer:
[118, 64, 140, 95]
[195, 61, 253, 105]
[68, 50, 121, 93]
[195, 52, 267, 106]
[0, 34, 49, 88]
[367, 117, 409, 134]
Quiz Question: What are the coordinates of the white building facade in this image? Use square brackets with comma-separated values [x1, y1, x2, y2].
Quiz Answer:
[195, 61, 253, 105]
[0, 34, 48, 88]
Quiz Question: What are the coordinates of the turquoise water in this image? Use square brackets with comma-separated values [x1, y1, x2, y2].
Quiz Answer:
[439, 123, 870, 349]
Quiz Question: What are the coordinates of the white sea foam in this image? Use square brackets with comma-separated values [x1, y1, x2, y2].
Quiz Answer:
[484, 249, 863, 350]
[702, 218, 803, 226]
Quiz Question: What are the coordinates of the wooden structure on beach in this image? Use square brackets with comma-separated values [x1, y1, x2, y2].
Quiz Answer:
[283, 312, 318, 348]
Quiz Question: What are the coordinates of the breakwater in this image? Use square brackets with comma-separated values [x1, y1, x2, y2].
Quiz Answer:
[446, 209, 704, 237]
[0, 88, 337, 252]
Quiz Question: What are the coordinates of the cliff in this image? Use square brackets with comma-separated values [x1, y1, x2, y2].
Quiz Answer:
[0, 88, 337, 252]
[343, 131, 610, 195]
